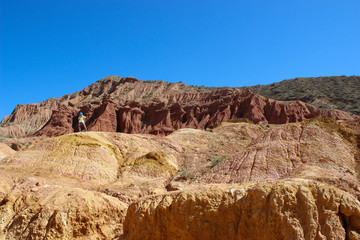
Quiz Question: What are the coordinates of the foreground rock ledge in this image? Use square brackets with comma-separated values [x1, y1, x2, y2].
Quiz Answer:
[0, 178, 128, 240]
[121, 181, 360, 240]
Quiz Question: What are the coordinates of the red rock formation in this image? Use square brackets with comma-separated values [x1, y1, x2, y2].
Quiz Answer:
[3, 77, 359, 138]
[31, 88, 359, 137]
[117, 107, 144, 134]
[87, 96, 117, 132]
[31, 104, 74, 137]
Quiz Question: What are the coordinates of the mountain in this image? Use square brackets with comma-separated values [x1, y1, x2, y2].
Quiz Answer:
[1, 75, 360, 239]
[249, 75, 360, 116]
[1, 76, 358, 140]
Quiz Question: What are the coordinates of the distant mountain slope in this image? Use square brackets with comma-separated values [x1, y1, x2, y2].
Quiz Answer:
[249, 76, 360, 116]
[1, 75, 359, 139]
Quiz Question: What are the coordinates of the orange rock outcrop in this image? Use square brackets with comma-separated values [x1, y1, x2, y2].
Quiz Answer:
[122, 182, 360, 240]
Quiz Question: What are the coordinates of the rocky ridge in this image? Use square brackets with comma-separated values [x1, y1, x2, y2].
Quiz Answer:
[1, 76, 358, 140]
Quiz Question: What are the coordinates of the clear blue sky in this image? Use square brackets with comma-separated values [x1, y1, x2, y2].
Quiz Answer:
[1, 0, 359, 120]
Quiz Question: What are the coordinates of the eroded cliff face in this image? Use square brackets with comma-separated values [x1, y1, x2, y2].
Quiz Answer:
[1, 98, 59, 136]
[122, 182, 360, 240]
[2, 76, 359, 138]
[27, 88, 360, 138]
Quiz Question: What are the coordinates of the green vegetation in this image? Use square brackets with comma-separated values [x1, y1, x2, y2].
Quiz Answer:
[142, 92, 153, 99]
[248, 76, 360, 116]
[209, 155, 226, 169]
[179, 83, 186, 89]
[179, 169, 196, 180]
[69, 92, 79, 99]
[0, 122, 10, 127]
[180, 170, 189, 179]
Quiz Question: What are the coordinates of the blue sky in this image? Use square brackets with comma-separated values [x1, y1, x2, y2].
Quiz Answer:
[1, 0, 359, 120]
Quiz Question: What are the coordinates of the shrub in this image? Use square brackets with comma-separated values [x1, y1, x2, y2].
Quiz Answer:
[209, 155, 226, 169]
[179, 169, 196, 181]
[180, 170, 188, 179]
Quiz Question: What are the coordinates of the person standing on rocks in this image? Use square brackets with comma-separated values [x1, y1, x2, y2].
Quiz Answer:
[78, 112, 87, 132]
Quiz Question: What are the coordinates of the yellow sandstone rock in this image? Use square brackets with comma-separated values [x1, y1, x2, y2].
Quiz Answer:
[122, 181, 360, 240]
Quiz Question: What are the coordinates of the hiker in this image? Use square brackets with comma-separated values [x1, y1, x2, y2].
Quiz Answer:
[78, 112, 87, 132]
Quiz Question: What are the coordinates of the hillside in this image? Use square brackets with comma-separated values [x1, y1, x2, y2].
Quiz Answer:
[0, 117, 359, 239]
[249, 75, 360, 116]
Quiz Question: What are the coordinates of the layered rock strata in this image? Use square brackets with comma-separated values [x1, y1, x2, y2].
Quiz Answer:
[32, 89, 360, 137]
[2, 76, 359, 138]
